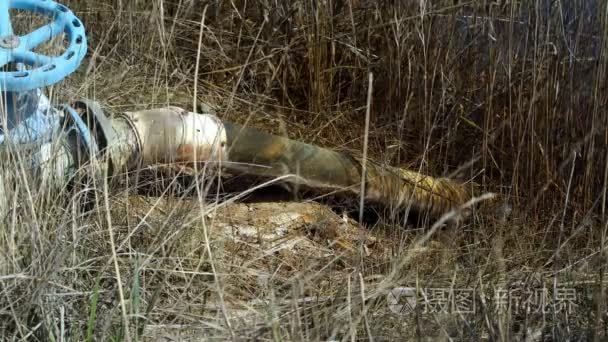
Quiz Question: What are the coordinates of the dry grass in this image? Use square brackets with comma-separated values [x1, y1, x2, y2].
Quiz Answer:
[1, 0, 608, 340]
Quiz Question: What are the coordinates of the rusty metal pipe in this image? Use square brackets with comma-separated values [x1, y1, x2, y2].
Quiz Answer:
[221, 123, 473, 218]
[0, 104, 474, 220]
[106, 107, 473, 219]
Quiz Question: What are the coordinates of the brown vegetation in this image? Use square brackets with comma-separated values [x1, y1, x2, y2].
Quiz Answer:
[1, 0, 607, 340]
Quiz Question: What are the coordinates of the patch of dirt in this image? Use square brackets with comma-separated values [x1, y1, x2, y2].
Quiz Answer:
[187, 200, 394, 285]
[117, 196, 401, 339]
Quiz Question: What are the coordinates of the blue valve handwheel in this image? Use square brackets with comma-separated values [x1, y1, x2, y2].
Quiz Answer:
[0, 0, 87, 92]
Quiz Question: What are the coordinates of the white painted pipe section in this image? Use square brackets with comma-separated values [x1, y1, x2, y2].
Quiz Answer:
[116, 106, 228, 169]
[0, 106, 230, 218]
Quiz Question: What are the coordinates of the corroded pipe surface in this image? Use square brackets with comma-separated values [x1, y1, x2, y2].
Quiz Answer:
[222, 123, 473, 218]
[103, 107, 474, 219]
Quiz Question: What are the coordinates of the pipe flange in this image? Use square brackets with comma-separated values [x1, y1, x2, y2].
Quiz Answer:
[71, 99, 116, 148]
[61, 104, 99, 160]
[70, 99, 127, 177]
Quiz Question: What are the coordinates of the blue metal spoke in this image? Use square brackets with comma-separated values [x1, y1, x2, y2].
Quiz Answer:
[21, 20, 65, 51]
[0, 50, 12, 68]
[0, 1, 12, 36]
[13, 50, 52, 67]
